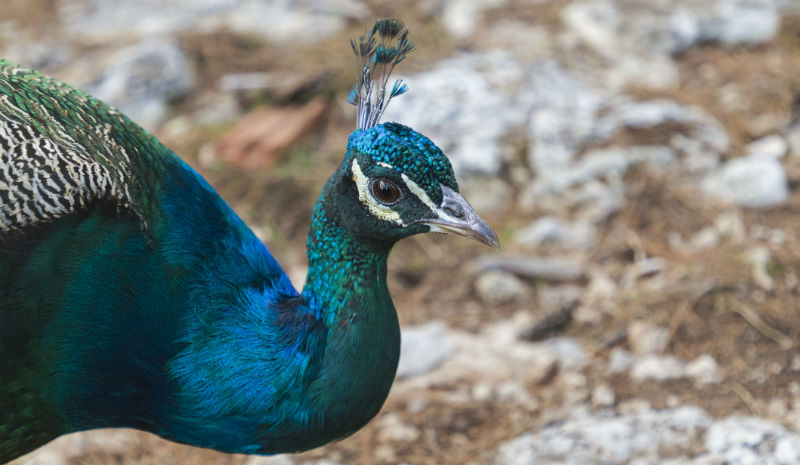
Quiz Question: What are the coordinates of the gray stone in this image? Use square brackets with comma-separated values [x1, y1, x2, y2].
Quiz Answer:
[745, 246, 775, 291]
[496, 408, 800, 465]
[514, 216, 597, 251]
[396, 321, 452, 379]
[470, 254, 586, 282]
[787, 123, 800, 158]
[562, 0, 780, 60]
[591, 383, 616, 407]
[78, 40, 193, 130]
[709, 2, 781, 46]
[526, 61, 609, 176]
[630, 355, 686, 381]
[245, 455, 296, 465]
[608, 347, 634, 374]
[672, 133, 721, 173]
[521, 145, 675, 225]
[746, 134, 788, 159]
[494, 405, 710, 465]
[475, 269, 529, 305]
[58, 0, 354, 44]
[386, 56, 613, 180]
[685, 354, 723, 385]
[536, 284, 584, 315]
[627, 321, 670, 355]
[594, 99, 730, 154]
[384, 51, 528, 175]
[377, 413, 420, 442]
[459, 176, 513, 214]
[553, 145, 675, 191]
[1, 40, 72, 72]
[440, 0, 510, 38]
[544, 337, 588, 371]
[702, 156, 788, 207]
[703, 416, 800, 465]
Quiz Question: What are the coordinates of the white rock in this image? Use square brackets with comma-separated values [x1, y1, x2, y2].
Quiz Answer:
[245, 455, 295, 465]
[536, 145, 675, 195]
[712, 2, 781, 45]
[689, 226, 721, 252]
[704, 416, 800, 465]
[746, 134, 788, 159]
[603, 53, 680, 90]
[526, 61, 608, 175]
[595, 99, 730, 154]
[496, 408, 800, 465]
[608, 347, 634, 374]
[514, 216, 597, 251]
[702, 156, 788, 207]
[787, 123, 800, 158]
[745, 246, 775, 291]
[459, 177, 513, 214]
[561, 1, 621, 59]
[545, 338, 588, 371]
[396, 321, 452, 378]
[561, 0, 780, 59]
[685, 354, 723, 384]
[630, 355, 686, 381]
[495, 406, 710, 465]
[78, 40, 193, 130]
[390, 313, 562, 396]
[672, 133, 721, 173]
[441, 0, 509, 38]
[715, 210, 747, 243]
[377, 413, 420, 442]
[59, 0, 352, 44]
[536, 284, 584, 315]
[591, 383, 616, 407]
[475, 269, 529, 305]
[384, 51, 528, 175]
[628, 322, 670, 355]
[470, 254, 586, 282]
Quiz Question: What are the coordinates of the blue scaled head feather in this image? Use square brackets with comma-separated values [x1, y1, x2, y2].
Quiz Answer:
[346, 18, 414, 130]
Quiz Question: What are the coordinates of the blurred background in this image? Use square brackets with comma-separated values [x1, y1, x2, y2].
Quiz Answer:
[5, 0, 800, 464]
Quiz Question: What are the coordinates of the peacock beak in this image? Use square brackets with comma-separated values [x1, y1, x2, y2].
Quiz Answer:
[422, 186, 500, 248]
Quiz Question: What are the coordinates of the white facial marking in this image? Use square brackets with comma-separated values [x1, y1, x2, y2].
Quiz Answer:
[401, 174, 462, 223]
[351, 159, 404, 225]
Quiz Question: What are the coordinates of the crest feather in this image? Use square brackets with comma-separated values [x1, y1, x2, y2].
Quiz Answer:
[346, 19, 414, 129]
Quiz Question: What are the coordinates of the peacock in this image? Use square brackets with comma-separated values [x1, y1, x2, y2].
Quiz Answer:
[0, 19, 497, 462]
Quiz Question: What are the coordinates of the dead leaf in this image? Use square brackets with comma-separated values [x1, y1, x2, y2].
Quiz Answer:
[215, 98, 327, 171]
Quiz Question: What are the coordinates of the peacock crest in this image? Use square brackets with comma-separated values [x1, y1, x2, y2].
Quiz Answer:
[346, 18, 414, 130]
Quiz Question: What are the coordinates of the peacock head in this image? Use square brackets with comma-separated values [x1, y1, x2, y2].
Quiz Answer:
[329, 19, 498, 248]
[335, 122, 498, 247]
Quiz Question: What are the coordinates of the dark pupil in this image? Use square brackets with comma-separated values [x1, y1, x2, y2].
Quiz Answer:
[372, 179, 400, 203]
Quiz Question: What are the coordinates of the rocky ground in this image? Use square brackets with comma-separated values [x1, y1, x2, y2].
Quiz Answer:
[5, 0, 800, 464]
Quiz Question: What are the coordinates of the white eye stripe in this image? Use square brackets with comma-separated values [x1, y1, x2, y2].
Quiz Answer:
[401, 173, 461, 223]
[351, 159, 404, 225]
[401, 173, 436, 210]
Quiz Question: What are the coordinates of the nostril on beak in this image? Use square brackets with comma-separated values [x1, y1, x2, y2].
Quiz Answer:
[444, 204, 466, 220]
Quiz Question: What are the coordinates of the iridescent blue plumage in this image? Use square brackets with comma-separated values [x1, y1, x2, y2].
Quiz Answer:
[0, 19, 498, 462]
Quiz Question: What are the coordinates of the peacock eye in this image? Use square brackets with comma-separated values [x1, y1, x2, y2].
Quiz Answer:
[370, 178, 402, 204]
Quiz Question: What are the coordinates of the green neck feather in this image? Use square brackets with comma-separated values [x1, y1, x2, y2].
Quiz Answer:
[298, 171, 401, 441]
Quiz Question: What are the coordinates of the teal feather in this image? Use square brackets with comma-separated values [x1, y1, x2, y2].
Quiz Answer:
[0, 18, 497, 463]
